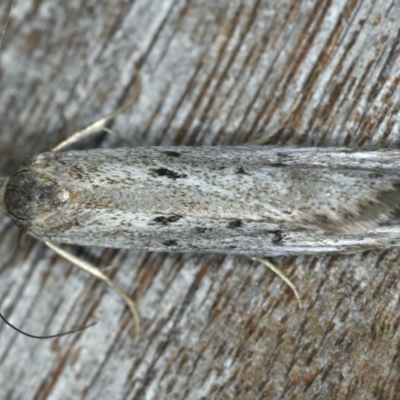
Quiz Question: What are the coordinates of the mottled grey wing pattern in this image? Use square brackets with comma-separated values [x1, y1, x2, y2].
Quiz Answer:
[3, 146, 400, 256]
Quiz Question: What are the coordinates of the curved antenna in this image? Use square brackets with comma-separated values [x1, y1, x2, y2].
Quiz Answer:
[0, 311, 96, 339]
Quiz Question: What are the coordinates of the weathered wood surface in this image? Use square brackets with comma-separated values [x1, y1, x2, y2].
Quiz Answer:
[1, 1, 400, 399]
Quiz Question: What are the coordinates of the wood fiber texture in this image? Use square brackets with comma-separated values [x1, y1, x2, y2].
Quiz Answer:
[1, 1, 400, 399]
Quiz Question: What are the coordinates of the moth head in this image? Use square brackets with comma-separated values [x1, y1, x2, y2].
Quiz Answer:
[1, 168, 69, 228]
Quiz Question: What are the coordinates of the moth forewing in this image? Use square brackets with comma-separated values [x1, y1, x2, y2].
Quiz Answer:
[2, 146, 400, 257]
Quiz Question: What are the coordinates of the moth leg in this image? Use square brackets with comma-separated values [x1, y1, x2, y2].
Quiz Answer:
[45, 241, 141, 343]
[245, 96, 303, 307]
[52, 70, 142, 152]
[244, 93, 303, 145]
[250, 257, 302, 308]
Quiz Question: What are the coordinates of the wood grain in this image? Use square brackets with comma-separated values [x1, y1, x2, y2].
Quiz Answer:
[1, 0, 400, 399]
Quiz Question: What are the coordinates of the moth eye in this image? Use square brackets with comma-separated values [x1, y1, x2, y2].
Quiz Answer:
[4, 169, 67, 221]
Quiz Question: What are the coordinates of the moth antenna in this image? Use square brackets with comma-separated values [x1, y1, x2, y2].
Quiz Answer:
[0, 310, 97, 339]
[0, 0, 14, 52]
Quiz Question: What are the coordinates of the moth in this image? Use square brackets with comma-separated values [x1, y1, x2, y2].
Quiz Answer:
[2, 0, 400, 341]
[3, 146, 400, 257]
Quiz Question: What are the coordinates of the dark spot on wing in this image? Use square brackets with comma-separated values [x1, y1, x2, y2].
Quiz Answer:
[272, 231, 283, 245]
[152, 215, 182, 226]
[162, 151, 181, 157]
[150, 168, 187, 180]
[162, 240, 177, 247]
[227, 219, 242, 229]
[269, 163, 285, 167]
[236, 166, 248, 175]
